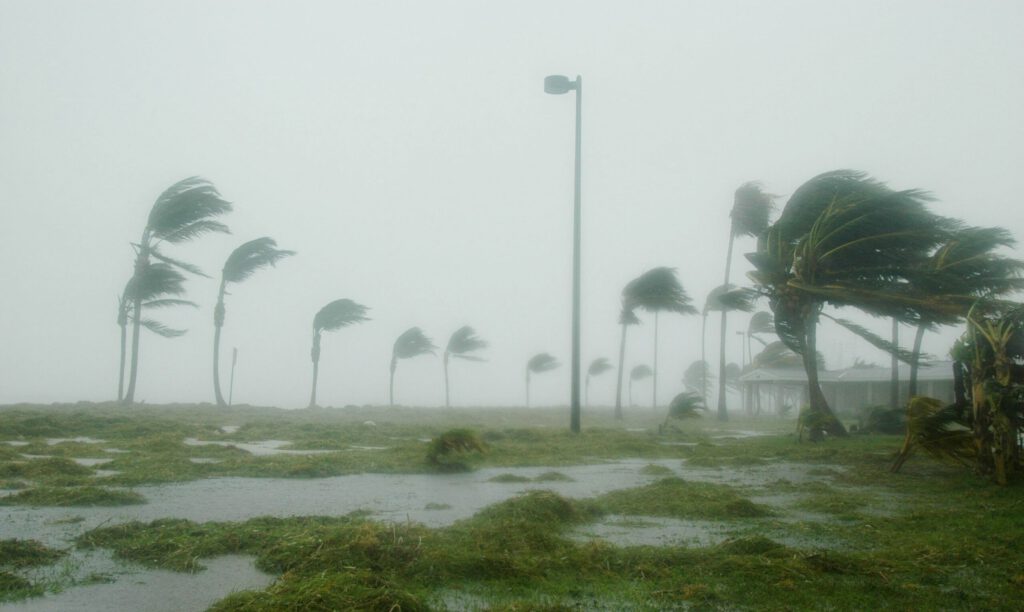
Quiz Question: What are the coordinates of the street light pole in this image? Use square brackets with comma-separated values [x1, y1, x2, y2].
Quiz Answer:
[545, 74, 583, 434]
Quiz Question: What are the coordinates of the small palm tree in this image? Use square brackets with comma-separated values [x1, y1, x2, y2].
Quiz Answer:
[443, 326, 488, 408]
[661, 391, 706, 432]
[702, 283, 756, 416]
[622, 268, 698, 410]
[391, 327, 437, 406]
[585, 357, 613, 408]
[117, 263, 197, 400]
[213, 237, 295, 406]
[628, 364, 653, 407]
[526, 353, 559, 408]
[613, 306, 641, 419]
[123, 177, 232, 403]
[309, 299, 370, 408]
[682, 360, 712, 396]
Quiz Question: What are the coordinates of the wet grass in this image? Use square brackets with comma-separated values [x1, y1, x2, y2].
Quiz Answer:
[0, 539, 67, 601]
[0, 486, 145, 506]
[4, 403, 1024, 608]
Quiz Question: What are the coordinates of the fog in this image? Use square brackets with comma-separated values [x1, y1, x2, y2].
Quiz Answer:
[2, 0, 1023, 409]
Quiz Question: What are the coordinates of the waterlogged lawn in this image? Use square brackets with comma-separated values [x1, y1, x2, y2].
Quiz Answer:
[1, 402, 1023, 609]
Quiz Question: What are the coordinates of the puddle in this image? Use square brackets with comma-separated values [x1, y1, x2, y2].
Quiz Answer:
[182, 438, 335, 457]
[218, 426, 240, 434]
[101, 448, 129, 454]
[46, 438, 106, 446]
[348, 445, 390, 451]
[709, 430, 772, 439]
[92, 470, 121, 478]
[571, 515, 732, 547]
[1, 552, 272, 612]
[4, 441, 31, 447]
[20, 454, 53, 460]
[71, 458, 113, 467]
[188, 458, 222, 464]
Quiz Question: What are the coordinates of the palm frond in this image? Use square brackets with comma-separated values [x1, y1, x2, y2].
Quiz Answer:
[891, 396, 974, 472]
[619, 307, 641, 326]
[452, 354, 487, 362]
[527, 353, 560, 374]
[747, 311, 775, 336]
[142, 298, 198, 309]
[149, 248, 209, 278]
[704, 284, 757, 313]
[682, 360, 713, 392]
[822, 314, 924, 365]
[393, 327, 437, 360]
[751, 341, 821, 369]
[313, 299, 371, 333]
[630, 364, 653, 381]
[622, 267, 698, 315]
[158, 220, 231, 245]
[730, 182, 775, 238]
[223, 237, 296, 284]
[126, 263, 188, 301]
[587, 357, 613, 377]
[146, 177, 232, 243]
[446, 326, 488, 356]
[667, 391, 706, 419]
[140, 319, 187, 338]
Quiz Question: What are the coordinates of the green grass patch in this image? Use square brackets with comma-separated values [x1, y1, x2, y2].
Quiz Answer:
[0, 486, 145, 507]
[596, 477, 775, 519]
[488, 473, 531, 483]
[0, 539, 67, 568]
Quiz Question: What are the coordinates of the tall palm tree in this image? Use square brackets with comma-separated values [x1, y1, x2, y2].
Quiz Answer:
[747, 170, 958, 437]
[718, 182, 774, 420]
[702, 283, 756, 418]
[585, 357, 613, 408]
[309, 299, 370, 408]
[622, 267, 698, 409]
[117, 263, 197, 400]
[123, 177, 232, 403]
[213, 237, 295, 407]
[526, 352, 559, 408]
[613, 306, 640, 419]
[390, 327, 437, 407]
[443, 326, 488, 408]
[629, 364, 653, 407]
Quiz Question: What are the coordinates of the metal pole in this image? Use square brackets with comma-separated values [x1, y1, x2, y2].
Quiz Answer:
[570, 75, 582, 434]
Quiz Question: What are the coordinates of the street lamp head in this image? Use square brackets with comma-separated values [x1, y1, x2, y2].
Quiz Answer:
[544, 74, 576, 94]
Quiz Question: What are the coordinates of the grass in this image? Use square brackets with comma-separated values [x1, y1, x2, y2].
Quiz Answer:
[3, 402, 1024, 609]
[0, 486, 145, 506]
[0, 539, 67, 601]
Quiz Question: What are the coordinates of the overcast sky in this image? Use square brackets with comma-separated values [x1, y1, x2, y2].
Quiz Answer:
[2, 0, 1023, 410]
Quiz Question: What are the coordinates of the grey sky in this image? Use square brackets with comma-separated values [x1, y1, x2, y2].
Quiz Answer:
[2, 0, 1023, 409]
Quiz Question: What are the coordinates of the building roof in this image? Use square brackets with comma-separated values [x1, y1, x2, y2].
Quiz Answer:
[738, 361, 954, 385]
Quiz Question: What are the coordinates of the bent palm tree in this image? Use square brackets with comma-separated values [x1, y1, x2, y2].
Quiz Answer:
[309, 299, 370, 408]
[443, 326, 488, 408]
[747, 170, 957, 437]
[702, 283, 756, 417]
[613, 306, 641, 419]
[526, 353, 559, 408]
[661, 391, 706, 432]
[123, 177, 232, 403]
[213, 237, 295, 406]
[585, 357, 613, 407]
[390, 327, 437, 407]
[117, 263, 197, 400]
[629, 364, 653, 407]
[718, 183, 775, 420]
[622, 268, 698, 409]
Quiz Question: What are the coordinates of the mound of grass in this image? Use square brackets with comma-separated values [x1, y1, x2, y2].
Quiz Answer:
[0, 457, 94, 480]
[596, 478, 774, 520]
[212, 570, 427, 612]
[533, 471, 573, 482]
[639, 464, 674, 476]
[0, 486, 145, 507]
[0, 539, 67, 568]
[0, 570, 38, 600]
[488, 473, 531, 483]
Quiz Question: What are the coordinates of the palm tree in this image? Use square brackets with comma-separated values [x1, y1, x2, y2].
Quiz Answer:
[682, 360, 712, 396]
[117, 263, 197, 400]
[622, 267, 698, 410]
[213, 237, 295, 406]
[747, 170, 958, 437]
[747, 311, 775, 350]
[309, 299, 370, 408]
[628, 364, 653, 407]
[123, 177, 232, 403]
[443, 326, 488, 408]
[613, 306, 640, 419]
[718, 183, 775, 420]
[585, 357, 613, 407]
[661, 391, 706, 431]
[526, 353, 559, 408]
[702, 283, 756, 418]
[390, 327, 437, 407]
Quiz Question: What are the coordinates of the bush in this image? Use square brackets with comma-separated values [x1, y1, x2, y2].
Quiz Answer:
[425, 429, 485, 471]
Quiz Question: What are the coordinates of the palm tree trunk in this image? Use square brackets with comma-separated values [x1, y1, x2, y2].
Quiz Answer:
[717, 232, 735, 421]
[309, 331, 321, 408]
[443, 352, 450, 409]
[117, 321, 127, 402]
[614, 323, 627, 419]
[701, 312, 708, 404]
[124, 241, 150, 404]
[908, 323, 926, 398]
[389, 357, 397, 407]
[890, 318, 899, 409]
[525, 370, 531, 408]
[652, 312, 659, 409]
[585, 375, 590, 408]
[629, 377, 633, 407]
[803, 313, 847, 437]
[213, 281, 227, 407]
